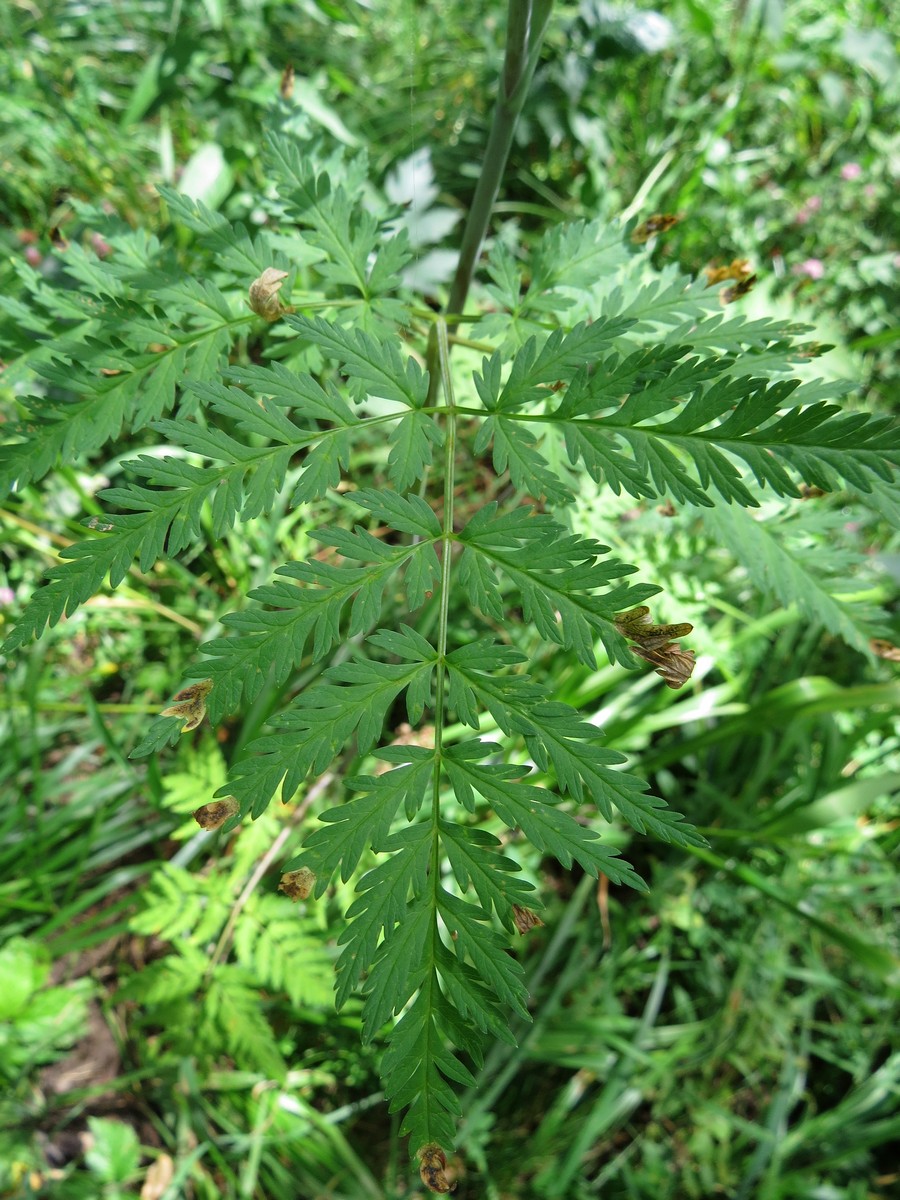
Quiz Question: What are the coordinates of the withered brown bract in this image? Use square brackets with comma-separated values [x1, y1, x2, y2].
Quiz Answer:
[417, 1143, 455, 1194]
[248, 267, 290, 321]
[720, 274, 758, 305]
[280, 64, 295, 100]
[193, 797, 238, 830]
[870, 638, 900, 663]
[161, 679, 213, 733]
[279, 867, 316, 901]
[614, 606, 696, 689]
[705, 257, 753, 286]
[632, 213, 681, 243]
[632, 643, 697, 689]
[614, 605, 693, 650]
[512, 904, 545, 935]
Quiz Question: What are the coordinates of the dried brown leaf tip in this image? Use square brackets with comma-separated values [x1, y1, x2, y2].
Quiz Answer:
[704, 258, 758, 305]
[193, 797, 238, 831]
[705, 258, 753, 286]
[512, 905, 544, 936]
[614, 605, 692, 650]
[161, 679, 213, 733]
[719, 275, 758, 305]
[615, 605, 696, 689]
[279, 867, 316, 902]
[417, 1143, 455, 1194]
[870, 638, 900, 663]
[631, 643, 696, 689]
[632, 213, 681, 244]
[248, 267, 290, 321]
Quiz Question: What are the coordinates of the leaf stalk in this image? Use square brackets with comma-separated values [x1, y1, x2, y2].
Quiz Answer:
[426, 0, 555, 400]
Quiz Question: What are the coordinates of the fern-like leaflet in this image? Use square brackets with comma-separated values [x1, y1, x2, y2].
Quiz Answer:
[3, 130, 897, 1172]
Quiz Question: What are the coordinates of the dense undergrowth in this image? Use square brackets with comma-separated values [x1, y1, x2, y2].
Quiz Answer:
[1, 2, 898, 1198]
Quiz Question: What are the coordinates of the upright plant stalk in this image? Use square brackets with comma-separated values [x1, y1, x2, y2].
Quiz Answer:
[431, 318, 456, 795]
[425, 0, 554, 401]
[430, 319, 456, 994]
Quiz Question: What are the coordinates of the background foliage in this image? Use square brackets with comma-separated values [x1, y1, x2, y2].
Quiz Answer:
[1, 0, 898, 1197]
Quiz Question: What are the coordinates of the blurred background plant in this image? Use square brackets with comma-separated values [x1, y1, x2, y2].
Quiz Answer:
[1, 0, 897, 1196]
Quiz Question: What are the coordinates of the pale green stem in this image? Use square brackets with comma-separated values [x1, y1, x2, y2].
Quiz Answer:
[425, 0, 555, 401]
[431, 319, 456, 834]
[425, 320, 456, 1150]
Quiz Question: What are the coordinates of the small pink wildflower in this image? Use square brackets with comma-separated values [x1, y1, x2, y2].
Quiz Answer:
[795, 195, 822, 224]
[840, 162, 862, 181]
[0, 587, 15, 605]
[793, 258, 825, 281]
